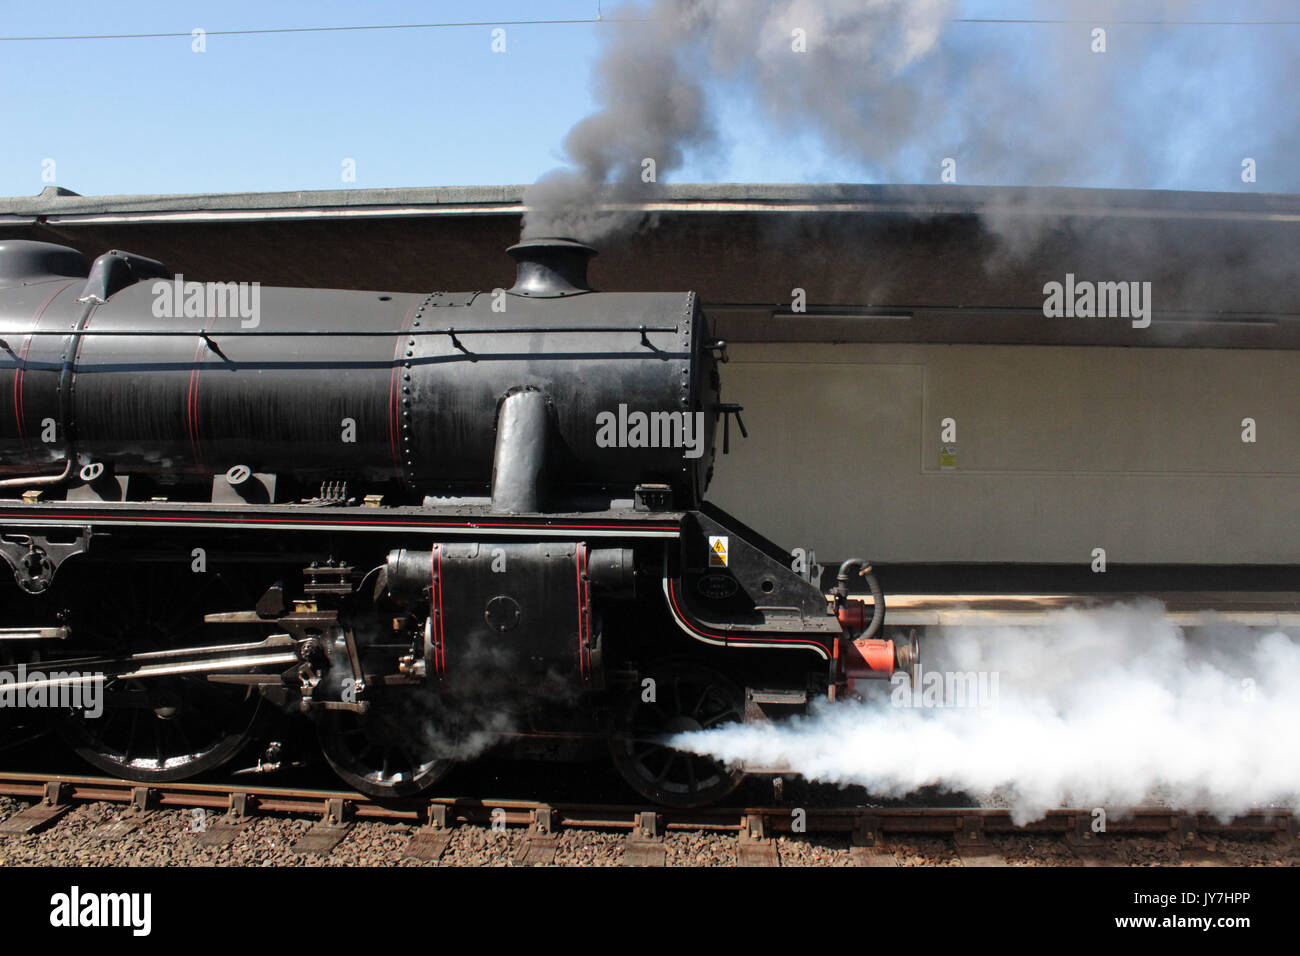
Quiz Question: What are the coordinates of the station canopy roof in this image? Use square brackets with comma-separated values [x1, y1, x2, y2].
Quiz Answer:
[2, 183, 1297, 348]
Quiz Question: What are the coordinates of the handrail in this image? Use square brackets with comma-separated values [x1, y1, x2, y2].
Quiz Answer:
[0, 324, 679, 339]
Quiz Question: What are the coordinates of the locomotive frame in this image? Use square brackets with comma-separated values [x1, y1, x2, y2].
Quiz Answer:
[0, 236, 914, 807]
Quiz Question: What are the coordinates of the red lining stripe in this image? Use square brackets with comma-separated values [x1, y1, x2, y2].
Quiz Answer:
[666, 576, 831, 652]
[0, 510, 678, 531]
[13, 280, 76, 444]
[433, 544, 445, 673]
[186, 321, 209, 467]
[575, 545, 589, 677]
[582, 551, 592, 673]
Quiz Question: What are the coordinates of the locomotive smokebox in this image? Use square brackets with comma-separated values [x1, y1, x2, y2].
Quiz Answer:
[507, 237, 596, 297]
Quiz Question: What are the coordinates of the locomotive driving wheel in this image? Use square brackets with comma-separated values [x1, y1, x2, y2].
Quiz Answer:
[56, 564, 266, 782]
[609, 660, 746, 808]
[317, 697, 455, 798]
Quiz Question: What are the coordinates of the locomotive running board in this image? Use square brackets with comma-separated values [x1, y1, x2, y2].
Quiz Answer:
[0, 501, 683, 539]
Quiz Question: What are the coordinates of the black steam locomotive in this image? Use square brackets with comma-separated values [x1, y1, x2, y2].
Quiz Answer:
[0, 236, 914, 806]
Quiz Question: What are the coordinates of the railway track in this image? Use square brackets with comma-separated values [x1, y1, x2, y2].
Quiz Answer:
[0, 771, 1295, 866]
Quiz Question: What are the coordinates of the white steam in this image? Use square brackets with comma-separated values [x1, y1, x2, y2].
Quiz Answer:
[669, 601, 1300, 823]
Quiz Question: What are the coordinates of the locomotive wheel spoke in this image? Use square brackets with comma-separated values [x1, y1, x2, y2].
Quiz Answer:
[318, 701, 454, 799]
[609, 660, 746, 808]
[652, 753, 678, 784]
[122, 712, 138, 762]
[690, 687, 711, 718]
[701, 706, 741, 729]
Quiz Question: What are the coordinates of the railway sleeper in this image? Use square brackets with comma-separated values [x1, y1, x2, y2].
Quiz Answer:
[0, 781, 72, 836]
[291, 797, 353, 855]
[403, 805, 454, 861]
[514, 808, 561, 865]
[190, 793, 256, 847]
[88, 786, 155, 842]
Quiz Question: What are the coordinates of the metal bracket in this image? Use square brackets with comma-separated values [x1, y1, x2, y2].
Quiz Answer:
[633, 483, 673, 512]
[514, 807, 561, 866]
[952, 815, 1009, 867]
[623, 811, 666, 867]
[633, 810, 658, 840]
[130, 786, 150, 814]
[718, 403, 748, 454]
[737, 813, 780, 867]
[852, 813, 881, 847]
[323, 797, 345, 825]
[0, 526, 91, 594]
[299, 564, 351, 595]
[849, 813, 896, 867]
[955, 813, 991, 847]
[1172, 813, 1198, 845]
[1063, 813, 1114, 865]
[210, 471, 276, 504]
[66, 470, 129, 503]
[1065, 812, 1095, 846]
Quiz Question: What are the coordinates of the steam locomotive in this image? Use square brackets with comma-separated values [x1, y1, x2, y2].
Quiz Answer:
[0, 236, 915, 806]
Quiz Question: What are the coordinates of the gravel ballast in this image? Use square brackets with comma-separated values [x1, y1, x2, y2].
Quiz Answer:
[0, 796, 1293, 867]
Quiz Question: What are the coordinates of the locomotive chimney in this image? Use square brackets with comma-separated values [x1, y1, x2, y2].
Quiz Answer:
[507, 237, 596, 297]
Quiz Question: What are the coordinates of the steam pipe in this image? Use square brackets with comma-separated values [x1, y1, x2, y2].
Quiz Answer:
[835, 557, 885, 641]
[0, 459, 73, 490]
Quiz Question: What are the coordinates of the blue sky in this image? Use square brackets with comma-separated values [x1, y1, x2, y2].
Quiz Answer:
[1, 1, 1295, 197]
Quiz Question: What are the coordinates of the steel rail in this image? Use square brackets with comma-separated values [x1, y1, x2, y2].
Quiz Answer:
[0, 771, 1293, 839]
